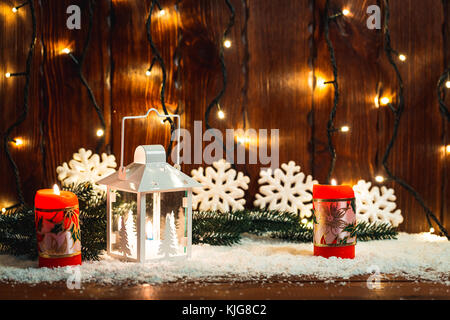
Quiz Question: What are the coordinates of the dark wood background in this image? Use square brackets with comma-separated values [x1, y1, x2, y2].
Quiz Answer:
[1, 0, 448, 233]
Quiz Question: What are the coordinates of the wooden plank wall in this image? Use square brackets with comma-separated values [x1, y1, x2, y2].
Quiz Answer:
[0, 0, 448, 233]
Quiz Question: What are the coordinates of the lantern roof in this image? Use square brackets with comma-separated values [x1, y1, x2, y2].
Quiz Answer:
[98, 145, 202, 193]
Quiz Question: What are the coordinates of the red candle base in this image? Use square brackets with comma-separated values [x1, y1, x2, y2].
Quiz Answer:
[39, 254, 82, 268]
[314, 245, 355, 259]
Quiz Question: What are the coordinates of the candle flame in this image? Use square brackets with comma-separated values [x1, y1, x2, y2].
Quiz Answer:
[53, 184, 60, 195]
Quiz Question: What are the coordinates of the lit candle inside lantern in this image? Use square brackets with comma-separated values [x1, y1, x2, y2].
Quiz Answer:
[34, 184, 82, 268]
[312, 184, 356, 259]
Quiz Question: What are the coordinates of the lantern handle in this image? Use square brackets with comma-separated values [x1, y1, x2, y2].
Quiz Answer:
[119, 108, 181, 176]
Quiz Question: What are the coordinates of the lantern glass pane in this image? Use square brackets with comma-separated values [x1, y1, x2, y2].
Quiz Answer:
[110, 191, 138, 260]
[144, 191, 187, 260]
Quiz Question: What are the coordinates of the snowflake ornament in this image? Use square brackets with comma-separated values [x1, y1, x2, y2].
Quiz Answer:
[254, 161, 318, 218]
[191, 159, 250, 212]
[353, 179, 403, 227]
[56, 148, 117, 190]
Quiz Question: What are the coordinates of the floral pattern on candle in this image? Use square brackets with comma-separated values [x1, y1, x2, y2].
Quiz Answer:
[35, 206, 81, 258]
[313, 199, 357, 246]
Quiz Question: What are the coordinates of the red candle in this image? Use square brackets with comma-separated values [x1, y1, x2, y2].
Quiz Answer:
[312, 184, 356, 259]
[34, 185, 82, 268]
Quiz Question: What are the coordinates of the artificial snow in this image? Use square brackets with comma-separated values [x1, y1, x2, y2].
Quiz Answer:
[0, 233, 448, 285]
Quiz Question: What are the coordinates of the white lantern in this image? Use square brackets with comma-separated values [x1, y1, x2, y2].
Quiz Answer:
[98, 109, 201, 262]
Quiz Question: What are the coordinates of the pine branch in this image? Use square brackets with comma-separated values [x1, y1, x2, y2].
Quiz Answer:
[356, 221, 398, 241]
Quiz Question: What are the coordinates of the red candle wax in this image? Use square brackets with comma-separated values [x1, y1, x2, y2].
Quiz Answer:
[35, 188, 82, 268]
[312, 184, 356, 259]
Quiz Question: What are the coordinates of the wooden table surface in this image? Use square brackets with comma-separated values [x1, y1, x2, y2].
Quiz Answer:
[0, 276, 448, 300]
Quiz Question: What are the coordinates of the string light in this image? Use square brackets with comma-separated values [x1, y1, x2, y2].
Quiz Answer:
[429, 227, 435, 233]
[380, 97, 390, 105]
[158, 9, 165, 16]
[340, 126, 349, 132]
[375, 175, 384, 183]
[13, 138, 24, 146]
[316, 78, 326, 89]
[301, 218, 308, 224]
[446, 145, 450, 154]
[12, 2, 28, 13]
[61, 48, 71, 55]
[331, 179, 337, 186]
[342, 9, 350, 16]
[446, 81, 450, 89]
[5, 73, 11, 78]
[398, 54, 407, 61]
[1, 208, 6, 213]
[145, 69, 151, 76]
[96, 129, 104, 137]
[217, 109, 225, 119]
[223, 39, 232, 48]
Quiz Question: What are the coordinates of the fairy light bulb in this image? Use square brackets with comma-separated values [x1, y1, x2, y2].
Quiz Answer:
[342, 9, 350, 16]
[301, 218, 308, 224]
[159, 9, 165, 16]
[145, 70, 151, 77]
[316, 78, 326, 89]
[380, 97, 390, 105]
[331, 179, 337, 186]
[446, 145, 450, 154]
[375, 175, 384, 183]
[12, 7, 18, 13]
[5, 73, 11, 78]
[218, 110, 225, 119]
[96, 129, 104, 137]
[62, 48, 71, 54]
[340, 126, 350, 132]
[429, 227, 435, 233]
[14, 138, 24, 146]
[224, 40, 232, 48]
[398, 54, 406, 61]
[445, 81, 450, 89]
[1, 208, 6, 213]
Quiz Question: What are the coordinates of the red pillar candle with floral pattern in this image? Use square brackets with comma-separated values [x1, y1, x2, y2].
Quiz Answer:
[312, 184, 356, 259]
[34, 185, 82, 268]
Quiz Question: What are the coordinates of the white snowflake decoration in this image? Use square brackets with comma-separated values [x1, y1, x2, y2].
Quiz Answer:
[254, 161, 318, 218]
[191, 159, 250, 212]
[56, 148, 117, 190]
[353, 179, 403, 227]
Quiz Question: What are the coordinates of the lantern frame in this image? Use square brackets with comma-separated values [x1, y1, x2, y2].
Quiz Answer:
[98, 109, 201, 263]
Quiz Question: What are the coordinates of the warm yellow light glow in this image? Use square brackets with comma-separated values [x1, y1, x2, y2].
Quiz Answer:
[331, 179, 337, 186]
[429, 227, 435, 233]
[96, 129, 104, 137]
[342, 9, 350, 16]
[224, 40, 232, 48]
[446, 81, 450, 89]
[53, 184, 60, 195]
[301, 218, 308, 224]
[398, 54, 406, 61]
[380, 97, 390, 105]
[375, 175, 384, 183]
[1, 208, 6, 213]
[12, 7, 18, 13]
[145, 70, 151, 76]
[340, 126, 350, 132]
[446, 145, 450, 153]
[158, 9, 165, 16]
[317, 78, 326, 89]
[62, 48, 71, 54]
[218, 110, 225, 119]
[14, 138, 24, 146]
[5, 73, 11, 78]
